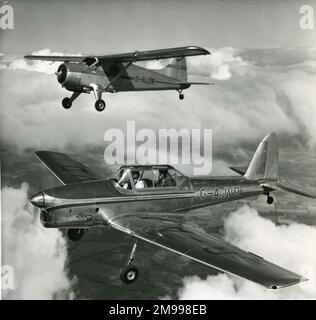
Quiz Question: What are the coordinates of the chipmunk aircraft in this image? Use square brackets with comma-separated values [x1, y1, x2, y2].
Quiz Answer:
[30, 133, 315, 288]
[24, 46, 210, 112]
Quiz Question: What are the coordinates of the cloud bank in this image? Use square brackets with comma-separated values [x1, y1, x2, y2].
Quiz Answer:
[1, 46, 315, 156]
[1, 183, 75, 299]
[173, 205, 316, 300]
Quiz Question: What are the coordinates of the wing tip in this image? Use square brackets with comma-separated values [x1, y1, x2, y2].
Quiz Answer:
[268, 276, 308, 290]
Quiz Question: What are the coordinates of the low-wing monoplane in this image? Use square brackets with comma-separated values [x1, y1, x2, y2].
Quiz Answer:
[30, 133, 315, 288]
[24, 46, 210, 111]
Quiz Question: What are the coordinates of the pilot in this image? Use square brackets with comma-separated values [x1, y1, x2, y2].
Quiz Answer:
[132, 170, 148, 189]
[157, 169, 176, 187]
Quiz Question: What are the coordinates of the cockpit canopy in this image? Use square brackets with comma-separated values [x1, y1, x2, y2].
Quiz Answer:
[111, 165, 187, 191]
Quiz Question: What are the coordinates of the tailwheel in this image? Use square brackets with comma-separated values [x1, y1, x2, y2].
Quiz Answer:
[267, 195, 274, 205]
[68, 228, 85, 241]
[62, 97, 72, 109]
[179, 93, 184, 100]
[120, 265, 139, 284]
[95, 99, 106, 112]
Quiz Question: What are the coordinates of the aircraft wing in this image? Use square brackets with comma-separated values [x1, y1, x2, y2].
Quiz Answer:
[24, 55, 85, 62]
[35, 151, 103, 185]
[108, 213, 305, 289]
[24, 46, 210, 64]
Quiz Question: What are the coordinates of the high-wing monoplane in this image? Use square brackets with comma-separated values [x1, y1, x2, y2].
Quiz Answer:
[24, 46, 210, 111]
[30, 133, 315, 288]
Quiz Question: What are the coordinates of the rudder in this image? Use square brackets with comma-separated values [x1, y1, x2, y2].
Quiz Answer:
[244, 132, 279, 180]
[159, 57, 187, 82]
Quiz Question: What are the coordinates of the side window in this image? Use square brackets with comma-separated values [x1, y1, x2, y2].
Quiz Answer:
[134, 169, 153, 189]
[153, 169, 178, 188]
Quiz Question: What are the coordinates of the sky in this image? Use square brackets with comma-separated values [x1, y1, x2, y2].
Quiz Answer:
[0, 0, 316, 55]
[1, 0, 316, 300]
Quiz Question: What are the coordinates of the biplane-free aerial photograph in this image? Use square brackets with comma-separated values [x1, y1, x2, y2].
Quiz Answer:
[1, 0, 316, 301]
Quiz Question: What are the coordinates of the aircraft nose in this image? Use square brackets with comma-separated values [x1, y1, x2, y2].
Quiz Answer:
[30, 192, 44, 208]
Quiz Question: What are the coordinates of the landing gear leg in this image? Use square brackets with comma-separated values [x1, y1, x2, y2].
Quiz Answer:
[92, 86, 106, 112]
[267, 194, 274, 205]
[120, 240, 139, 284]
[62, 92, 81, 109]
[177, 89, 184, 100]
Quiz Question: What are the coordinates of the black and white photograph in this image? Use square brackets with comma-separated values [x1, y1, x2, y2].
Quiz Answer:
[1, 0, 316, 303]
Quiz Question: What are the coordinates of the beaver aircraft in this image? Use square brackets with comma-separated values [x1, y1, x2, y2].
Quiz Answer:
[30, 133, 315, 288]
[24, 46, 210, 112]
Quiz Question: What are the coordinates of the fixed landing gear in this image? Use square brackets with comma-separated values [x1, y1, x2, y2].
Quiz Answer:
[177, 89, 184, 100]
[120, 240, 140, 284]
[95, 99, 106, 112]
[62, 97, 72, 109]
[62, 92, 81, 110]
[91, 85, 106, 112]
[267, 194, 274, 205]
[68, 228, 85, 241]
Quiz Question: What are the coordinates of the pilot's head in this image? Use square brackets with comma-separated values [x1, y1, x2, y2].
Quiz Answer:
[159, 169, 168, 179]
[131, 170, 140, 182]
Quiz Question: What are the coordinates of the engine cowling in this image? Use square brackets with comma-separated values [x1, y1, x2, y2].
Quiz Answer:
[56, 62, 85, 92]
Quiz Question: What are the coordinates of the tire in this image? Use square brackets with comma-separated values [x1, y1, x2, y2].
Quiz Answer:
[95, 99, 106, 112]
[68, 228, 84, 241]
[62, 97, 72, 109]
[267, 196, 274, 205]
[120, 265, 139, 284]
[179, 93, 184, 100]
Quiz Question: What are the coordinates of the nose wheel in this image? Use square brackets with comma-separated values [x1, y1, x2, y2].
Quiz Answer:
[120, 240, 140, 284]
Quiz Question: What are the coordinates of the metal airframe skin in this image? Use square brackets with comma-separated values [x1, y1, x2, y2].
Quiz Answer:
[24, 46, 210, 111]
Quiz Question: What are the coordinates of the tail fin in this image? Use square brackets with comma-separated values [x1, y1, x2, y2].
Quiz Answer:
[159, 57, 187, 82]
[244, 132, 279, 180]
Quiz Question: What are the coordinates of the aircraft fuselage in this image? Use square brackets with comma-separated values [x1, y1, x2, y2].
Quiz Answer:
[32, 176, 265, 229]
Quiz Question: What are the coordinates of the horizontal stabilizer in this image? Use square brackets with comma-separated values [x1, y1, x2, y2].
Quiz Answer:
[229, 166, 248, 176]
[262, 180, 316, 199]
[180, 82, 212, 85]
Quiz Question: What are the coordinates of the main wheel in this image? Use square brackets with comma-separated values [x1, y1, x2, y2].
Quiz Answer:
[95, 99, 106, 112]
[62, 97, 72, 109]
[68, 228, 84, 241]
[179, 93, 184, 100]
[120, 265, 139, 284]
[267, 196, 274, 205]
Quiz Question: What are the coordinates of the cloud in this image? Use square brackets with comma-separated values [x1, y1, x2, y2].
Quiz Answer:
[0, 46, 316, 157]
[172, 205, 316, 300]
[1, 183, 76, 299]
[187, 47, 249, 80]
[0, 49, 81, 74]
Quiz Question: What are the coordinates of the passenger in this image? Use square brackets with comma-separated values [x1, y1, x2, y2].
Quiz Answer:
[121, 170, 139, 189]
[157, 169, 176, 187]
[132, 170, 148, 189]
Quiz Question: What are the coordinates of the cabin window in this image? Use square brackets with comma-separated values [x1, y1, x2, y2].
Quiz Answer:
[111, 168, 134, 190]
[111, 167, 187, 191]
